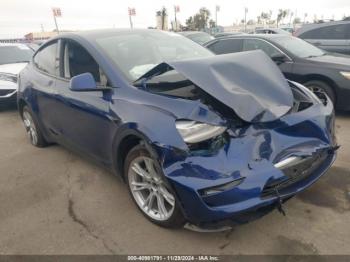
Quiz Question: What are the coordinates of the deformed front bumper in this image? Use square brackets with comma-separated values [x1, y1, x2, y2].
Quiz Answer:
[161, 100, 337, 228]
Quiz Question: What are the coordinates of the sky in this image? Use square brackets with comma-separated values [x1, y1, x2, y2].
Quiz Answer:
[0, 0, 349, 38]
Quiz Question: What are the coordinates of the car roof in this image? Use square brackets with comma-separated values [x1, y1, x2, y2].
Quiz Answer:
[51, 28, 200, 43]
[177, 31, 208, 36]
[208, 34, 289, 41]
[204, 34, 291, 47]
[295, 20, 350, 35]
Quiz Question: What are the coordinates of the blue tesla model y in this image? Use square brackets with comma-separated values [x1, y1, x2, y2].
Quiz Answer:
[18, 29, 338, 231]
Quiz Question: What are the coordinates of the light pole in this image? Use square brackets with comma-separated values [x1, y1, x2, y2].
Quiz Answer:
[128, 7, 136, 29]
[52, 7, 61, 33]
[174, 5, 180, 31]
[244, 7, 248, 32]
[215, 5, 220, 27]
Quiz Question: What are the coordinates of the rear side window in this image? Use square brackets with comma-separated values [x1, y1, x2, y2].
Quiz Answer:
[33, 42, 58, 75]
[207, 39, 243, 54]
[300, 24, 349, 40]
[243, 39, 282, 57]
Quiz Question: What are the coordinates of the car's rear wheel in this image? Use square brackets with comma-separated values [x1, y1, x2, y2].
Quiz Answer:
[124, 144, 185, 228]
[304, 80, 335, 105]
[22, 106, 48, 147]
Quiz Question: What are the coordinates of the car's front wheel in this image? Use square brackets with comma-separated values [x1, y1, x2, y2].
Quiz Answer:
[124, 144, 185, 228]
[21, 106, 48, 147]
[304, 80, 335, 105]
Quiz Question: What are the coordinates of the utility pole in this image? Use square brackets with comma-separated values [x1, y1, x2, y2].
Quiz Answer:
[244, 7, 248, 32]
[52, 7, 61, 33]
[174, 5, 180, 31]
[128, 7, 136, 29]
[215, 5, 220, 27]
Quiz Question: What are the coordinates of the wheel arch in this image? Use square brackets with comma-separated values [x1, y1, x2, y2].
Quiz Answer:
[112, 127, 158, 181]
[302, 74, 338, 100]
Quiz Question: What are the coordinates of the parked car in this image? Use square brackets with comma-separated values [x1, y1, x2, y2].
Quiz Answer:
[281, 27, 295, 34]
[214, 32, 245, 38]
[205, 34, 350, 110]
[295, 20, 350, 55]
[177, 31, 214, 45]
[18, 29, 337, 230]
[255, 28, 291, 35]
[0, 43, 34, 106]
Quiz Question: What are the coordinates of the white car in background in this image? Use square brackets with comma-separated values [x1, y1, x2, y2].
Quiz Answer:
[0, 43, 34, 106]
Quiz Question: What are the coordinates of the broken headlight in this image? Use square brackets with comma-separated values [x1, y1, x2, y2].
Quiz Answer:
[175, 120, 227, 144]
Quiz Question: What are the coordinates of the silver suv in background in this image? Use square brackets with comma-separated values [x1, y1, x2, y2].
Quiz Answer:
[295, 20, 350, 55]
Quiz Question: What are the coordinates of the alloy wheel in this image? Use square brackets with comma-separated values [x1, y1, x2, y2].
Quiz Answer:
[307, 85, 328, 104]
[22, 111, 38, 145]
[128, 156, 175, 221]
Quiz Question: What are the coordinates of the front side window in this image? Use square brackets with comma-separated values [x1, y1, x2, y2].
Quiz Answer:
[62, 40, 107, 86]
[33, 42, 58, 75]
[243, 39, 282, 57]
[300, 24, 349, 40]
[208, 39, 243, 55]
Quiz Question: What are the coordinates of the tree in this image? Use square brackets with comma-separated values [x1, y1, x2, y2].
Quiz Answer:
[184, 7, 211, 30]
[260, 11, 271, 25]
[185, 16, 195, 30]
[209, 19, 216, 28]
[277, 9, 289, 26]
[156, 7, 167, 30]
[247, 19, 255, 25]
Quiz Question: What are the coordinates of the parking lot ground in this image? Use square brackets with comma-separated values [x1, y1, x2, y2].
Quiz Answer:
[0, 107, 349, 255]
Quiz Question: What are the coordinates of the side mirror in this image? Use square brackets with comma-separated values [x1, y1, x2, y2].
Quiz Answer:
[69, 73, 97, 92]
[271, 54, 288, 64]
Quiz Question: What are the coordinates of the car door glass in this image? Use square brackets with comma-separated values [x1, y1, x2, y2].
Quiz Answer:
[63, 41, 108, 86]
[301, 24, 348, 39]
[208, 39, 243, 54]
[33, 42, 58, 75]
[243, 39, 282, 57]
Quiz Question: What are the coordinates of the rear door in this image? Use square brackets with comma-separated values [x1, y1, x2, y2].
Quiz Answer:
[299, 24, 350, 55]
[31, 40, 60, 134]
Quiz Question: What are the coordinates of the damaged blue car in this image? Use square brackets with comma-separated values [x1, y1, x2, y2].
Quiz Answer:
[17, 29, 338, 230]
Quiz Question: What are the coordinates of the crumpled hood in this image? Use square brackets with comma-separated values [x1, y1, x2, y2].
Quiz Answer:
[0, 62, 27, 75]
[165, 50, 293, 123]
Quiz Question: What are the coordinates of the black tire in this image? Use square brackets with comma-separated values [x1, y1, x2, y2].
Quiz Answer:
[124, 143, 185, 228]
[21, 106, 48, 147]
[304, 80, 336, 105]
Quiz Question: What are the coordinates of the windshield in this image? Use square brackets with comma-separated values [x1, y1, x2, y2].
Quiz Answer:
[274, 36, 325, 58]
[187, 33, 214, 45]
[96, 31, 213, 81]
[0, 45, 33, 65]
